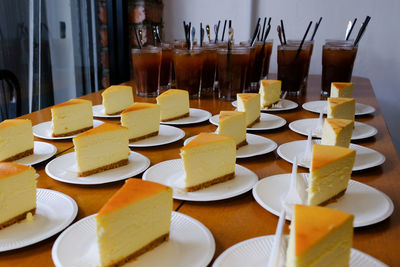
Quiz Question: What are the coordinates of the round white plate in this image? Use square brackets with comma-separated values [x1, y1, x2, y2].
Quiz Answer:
[277, 140, 385, 171]
[45, 151, 150, 185]
[252, 174, 394, 228]
[0, 189, 78, 252]
[92, 104, 121, 118]
[160, 108, 212, 125]
[210, 113, 286, 131]
[129, 125, 185, 147]
[13, 141, 57, 165]
[33, 120, 104, 140]
[289, 118, 378, 140]
[142, 159, 258, 201]
[232, 99, 298, 112]
[184, 133, 277, 159]
[213, 235, 388, 267]
[52, 211, 215, 267]
[302, 100, 376, 116]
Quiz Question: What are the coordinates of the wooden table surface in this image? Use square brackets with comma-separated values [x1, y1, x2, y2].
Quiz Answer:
[1, 75, 399, 267]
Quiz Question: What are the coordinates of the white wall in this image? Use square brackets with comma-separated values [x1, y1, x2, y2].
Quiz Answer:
[163, 0, 400, 155]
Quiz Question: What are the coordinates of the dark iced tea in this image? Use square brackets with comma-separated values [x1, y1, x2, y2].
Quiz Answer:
[174, 48, 203, 98]
[159, 44, 173, 91]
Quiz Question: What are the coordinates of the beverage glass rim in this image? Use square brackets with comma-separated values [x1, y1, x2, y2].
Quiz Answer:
[132, 46, 162, 53]
[217, 47, 250, 54]
[174, 47, 203, 55]
[277, 44, 311, 51]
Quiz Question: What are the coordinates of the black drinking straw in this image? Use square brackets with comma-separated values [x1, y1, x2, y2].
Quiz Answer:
[250, 18, 260, 47]
[346, 18, 357, 41]
[295, 21, 313, 58]
[221, 20, 227, 41]
[277, 25, 283, 45]
[150, 23, 156, 46]
[353, 16, 371, 47]
[263, 24, 271, 44]
[183, 21, 190, 49]
[133, 24, 142, 49]
[214, 20, 221, 43]
[268, 17, 271, 26]
[260, 17, 267, 41]
[280, 20, 287, 44]
[310, 17, 322, 41]
[200, 23, 203, 47]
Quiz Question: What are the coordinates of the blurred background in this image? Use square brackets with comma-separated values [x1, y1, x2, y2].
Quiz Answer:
[0, 0, 399, 154]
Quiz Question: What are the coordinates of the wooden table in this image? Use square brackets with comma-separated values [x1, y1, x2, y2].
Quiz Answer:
[1, 75, 399, 267]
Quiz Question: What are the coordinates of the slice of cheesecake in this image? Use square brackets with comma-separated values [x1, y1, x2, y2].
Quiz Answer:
[101, 85, 134, 115]
[73, 123, 130, 177]
[321, 118, 354, 148]
[0, 162, 36, 230]
[307, 144, 356, 206]
[0, 119, 34, 161]
[237, 93, 261, 127]
[327, 97, 355, 121]
[330, 82, 353, 98]
[51, 99, 93, 137]
[181, 132, 236, 191]
[156, 89, 189, 121]
[259, 80, 281, 108]
[97, 178, 172, 267]
[121, 103, 160, 142]
[216, 111, 247, 149]
[286, 204, 353, 267]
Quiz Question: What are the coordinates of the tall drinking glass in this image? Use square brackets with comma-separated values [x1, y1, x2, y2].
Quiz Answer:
[159, 43, 173, 92]
[200, 43, 217, 97]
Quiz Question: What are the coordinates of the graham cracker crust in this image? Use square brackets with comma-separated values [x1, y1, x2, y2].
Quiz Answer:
[3, 148, 34, 162]
[262, 100, 279, 109]
[161, 112, 190, 122]
[105, 233, 169, 267]
[319, 189, 346, 206]
[129, 131, 158, 142]
[247, 116, 260, 128]
[237, 139, 248, 149]
[52, 126, 93, 137]
[186, 172, 235, 192]
[0, 208, 36, 230]
[78, 158, 129, 177]
[106, 110, 123, 115]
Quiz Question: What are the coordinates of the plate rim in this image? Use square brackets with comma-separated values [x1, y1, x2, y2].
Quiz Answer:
[232, 99, 299, 112]
[14, 141, 57, 166]
[209, 113, 286, 131]
[45, 151, 150, 185]
[252, 173, 394, 227]
[33, 120, 104, 140]
[92, 104, 121, 118]
[128, 124, 185, 147]
[52, 211, 215, 267]
[0, 188, 78, 252]
[159, 108, 212, 125]
[142, 158, 259, 201]
[302, 100, 376, 116]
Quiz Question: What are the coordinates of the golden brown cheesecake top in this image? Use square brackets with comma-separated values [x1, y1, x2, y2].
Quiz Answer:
[122, 103, 159, 114]
[181, 132, 234, 151]
[51, 99, 92, 109]
[311, 144, 356, 171]
[157, 89, 188, 97]
[74, 123, 127, 139]
[102, 85, 132, 95]
[332, 82, 353, 90]
[98, 179, 171, 216]
[261, 80, 281, 87]
[0, 119, 31, 130]
[328, 97, 355, 108]
[0, 162, 32, 180]
[293, 204, 353, 256]
[219, 111, 244, 121]
[325, 118, 354, 134]
[237, 93, 259, 102]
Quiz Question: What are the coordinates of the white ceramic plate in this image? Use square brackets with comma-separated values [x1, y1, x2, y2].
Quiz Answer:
[184, 133, 277, 159]
[45, 151, 150, 185]
[232, 99, 298, 112]
[129, 125, 185, 147]
[289, 118, 378, 140]
[52, 212, 215, 267]
[252, 174, 394, 228]
[0, 189, 78, 252]
[142, 159, 258, 201]
[33, 120, 104, 140]
[13, 141, 57, 165]
[302, 100, 376, 116]
[92, 104, 121, 118]
[213, 235, 388, 267]
[160, 108, 212, 125]
[210, 113, 286, 131]
[277, 140, 385, 171]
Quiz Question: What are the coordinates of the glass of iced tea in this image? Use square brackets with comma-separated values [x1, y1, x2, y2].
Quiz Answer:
[287, 40, 314, 89]
[200, 43, 218, 97]
[217, 46, 250, 101]
[159, 43, 173, 92]
[131, 46, 162, 97]
[260, 40, 274, 79]
[321, 41, 358, 95]
[173, 48, 203, 98]
[239, 42, 256, 92]
[277, 43, 311, 95]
